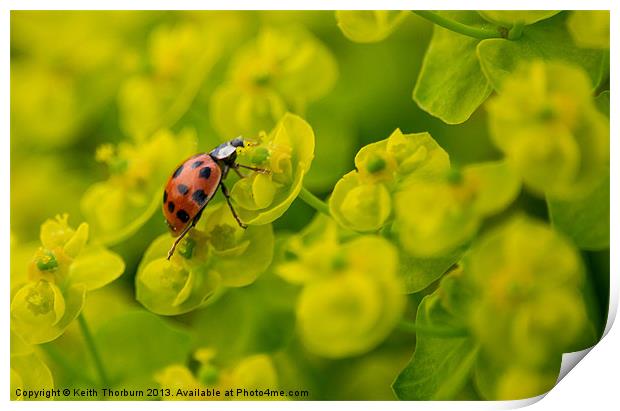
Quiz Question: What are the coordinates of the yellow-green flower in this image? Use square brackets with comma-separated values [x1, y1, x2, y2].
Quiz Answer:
[210, 26, 337, 138]
[567, 11, 610, 49]
[11, 350, 54, 401]
[155, 351, 279, 401]
[81, 128, 197, 245]
[276, 218, 343, 284]
[136, 202, 274, 315]
[11, 214, 124, 344]
[155, 364, 208, 401]
[149, 24, 210, 79]
[494, 367, 558, 400]
[330, 129, 450, 232]
[278, 220, 404, 358]
[336, 11, 409, 43]
[219, 354, 280, 400]
[394, 161, 521, 257]
[487, 60, 609, 200]
[465, 216, 590, 393]
[118, 23, 221, 141]
[195, 203, 275, 287]
[230, 113, 315, 225]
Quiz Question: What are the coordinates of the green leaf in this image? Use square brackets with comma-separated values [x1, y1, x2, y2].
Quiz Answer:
[414, 11, 493, 124]
[477, 13, 606, 91]
[398, 246, 464, 294]
[393, 292, 478, 400]
[190, 271, 297, 363]
[595, 91, 610, 117]
[547, 172, 609, 250]
[95, 310, 192, 384]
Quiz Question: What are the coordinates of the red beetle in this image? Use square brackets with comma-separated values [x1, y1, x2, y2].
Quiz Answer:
[162, 137, 266, 259]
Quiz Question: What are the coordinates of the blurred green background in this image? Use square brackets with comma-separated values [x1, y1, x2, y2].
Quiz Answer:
[10, 10, 498, 245]
[10, 10, 608, 401]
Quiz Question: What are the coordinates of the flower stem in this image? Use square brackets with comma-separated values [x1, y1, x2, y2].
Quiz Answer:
[78, 314, 110, 387]
[507, 22, 525, 40]
[299, 186, 331, 216]
[398, 320, 469, 338]
[412, 11, 505, 40]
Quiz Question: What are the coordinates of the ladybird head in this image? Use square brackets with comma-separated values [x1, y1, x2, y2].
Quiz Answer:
[230, 137, 245, 148]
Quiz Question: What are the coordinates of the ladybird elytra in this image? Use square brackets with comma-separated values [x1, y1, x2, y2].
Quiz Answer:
[163, 137, 270, 260]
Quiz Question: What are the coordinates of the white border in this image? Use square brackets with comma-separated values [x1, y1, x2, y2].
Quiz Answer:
[3, 1, 617, 410]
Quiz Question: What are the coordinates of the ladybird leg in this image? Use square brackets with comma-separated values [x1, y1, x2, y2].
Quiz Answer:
[232, 166, 246, 179]
[220, 182, 248, 229]
[221, 164, 230, 179]
[237, 164, 271, 174]
[166, 221, 196, 260]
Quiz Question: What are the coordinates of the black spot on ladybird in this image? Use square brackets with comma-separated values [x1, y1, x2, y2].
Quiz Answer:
[192, 189, 208, 205]
[199, 166, 212, 179]
[191, 160, 204, 169]
[172, 164, 184, 178]
[176, 209, 190, 223]
[168, 201, 175, 212]
[163, 191, 168, 204]
[177, 184, 189, 195]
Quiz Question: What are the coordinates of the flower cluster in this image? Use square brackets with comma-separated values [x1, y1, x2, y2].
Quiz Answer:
[277, 218, 405, 358]
[486, 60, 609, 200]
[394, 161, 520, 257]
[118, 22, 222, 141]
[464, 216, 590, 398]
[81, 129, 197, 245]
[329, 128, 450, 233]
[210, 26, 337, 138]
[155, 349, 279, 400]
[136, 203, 274, 315]
[230, 113, 315, 225]
[10, 215, 124, 344]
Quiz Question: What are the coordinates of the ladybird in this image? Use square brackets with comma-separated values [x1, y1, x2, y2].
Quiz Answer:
[163, 137, 267, 259]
